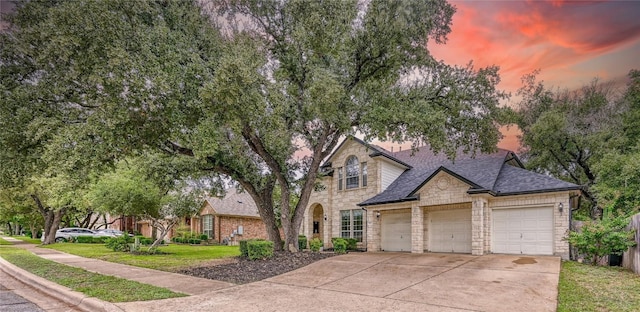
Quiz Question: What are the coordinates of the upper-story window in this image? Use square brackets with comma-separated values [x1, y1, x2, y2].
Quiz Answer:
[346, 156, 360, 189]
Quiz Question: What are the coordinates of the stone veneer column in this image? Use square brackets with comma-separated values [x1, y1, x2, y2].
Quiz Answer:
[472, 199, 487, 256]
[411, 203, 424, 253]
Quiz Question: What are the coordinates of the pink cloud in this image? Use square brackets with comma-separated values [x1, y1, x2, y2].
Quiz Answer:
[430, 0, 640, 96]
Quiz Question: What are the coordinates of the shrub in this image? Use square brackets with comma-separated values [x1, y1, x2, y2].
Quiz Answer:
[345, 238, 357, 251]
[105, 234, 132, 252]
[298, 235, 307, 251]
[309, 238, 322, 252]
[199, 234, 208, 241]
[567, 212, 636, 265]
[332, 237, 347, 254]
[240, 239, 266, 258]
[75, 236, 95, 244]
[134, 236, 153, 245]
[188, 238, 201, 245]
[247, 240, 274, 260]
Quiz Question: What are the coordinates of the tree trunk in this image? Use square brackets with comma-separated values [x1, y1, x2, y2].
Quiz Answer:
[148, 217, 177, 251]
[29, 223, 38, 239]
[6, 222, 12, 236]
[32, 194, 66, 245]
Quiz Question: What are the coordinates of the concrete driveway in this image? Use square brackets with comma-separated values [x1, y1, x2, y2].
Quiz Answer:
[118, 252, 560, 312]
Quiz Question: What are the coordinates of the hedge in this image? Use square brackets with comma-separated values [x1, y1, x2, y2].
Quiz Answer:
[298, 235, 307, 251]
[247, 240, 274, 260]
[332, 237, 347, 254]
[240, 239, 265, 257]
[75, 236, 110, 244]
[309, 238, 322, 252]
[346, 238, 357, 251]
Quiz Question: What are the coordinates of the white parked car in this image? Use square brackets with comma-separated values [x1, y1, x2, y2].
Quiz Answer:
[41, 227, 116, 243]
[94, 229, 133, 237]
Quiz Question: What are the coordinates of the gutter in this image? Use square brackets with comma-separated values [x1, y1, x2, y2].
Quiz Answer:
[358, 196, 418, 207]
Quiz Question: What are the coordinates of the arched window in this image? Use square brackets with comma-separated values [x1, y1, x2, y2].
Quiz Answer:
[345, 156, 360, 189]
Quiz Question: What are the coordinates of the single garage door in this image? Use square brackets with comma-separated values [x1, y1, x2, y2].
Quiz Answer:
[429, 209, 472, 253]
[381, 211, 411, 252]
[492, 207, 553, 255]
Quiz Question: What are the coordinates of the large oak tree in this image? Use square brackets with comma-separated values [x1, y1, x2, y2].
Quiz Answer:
[1, 0, 508, 250]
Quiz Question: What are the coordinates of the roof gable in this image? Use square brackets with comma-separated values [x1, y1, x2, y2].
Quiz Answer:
[202, 188, 260, 218]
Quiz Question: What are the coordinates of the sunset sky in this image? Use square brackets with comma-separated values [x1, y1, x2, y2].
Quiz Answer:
[428, 0, 640, 151]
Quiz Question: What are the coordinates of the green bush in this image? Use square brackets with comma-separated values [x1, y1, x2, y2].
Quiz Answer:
[298, 235, 307, 251]
[309, 238, 322, 252]
[105, 234, 132, 252]
[134, 236, 153, 245]
[567, 212, 636, 265]
[75, 236, 95, 244]
[199, 234, 208, 241]
[332, 237, 347, 254]
[240, 239, 265, 257]
[345, 238, 357, 251]
[247, 240, 274, 260]
[188, 238, 201, 245]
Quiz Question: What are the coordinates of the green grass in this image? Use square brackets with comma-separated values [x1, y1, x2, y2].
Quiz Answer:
[0, 246, 186, 302]
[558, 260, 640, 312]
[43, 243, 240, 271]
[0, 237, 11, 245]
[10, 236, 42, 244]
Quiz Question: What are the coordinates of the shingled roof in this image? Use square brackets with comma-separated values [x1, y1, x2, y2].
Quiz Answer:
[204, 188, 261, 218]
[358, 145, 582, 206]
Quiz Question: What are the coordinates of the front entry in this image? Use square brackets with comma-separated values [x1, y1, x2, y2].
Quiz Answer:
[312, 204, 324, 240]
[381, 211, 411, 252]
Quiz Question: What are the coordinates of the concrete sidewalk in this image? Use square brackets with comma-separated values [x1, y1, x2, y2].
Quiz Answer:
[1, 237, 234, 296]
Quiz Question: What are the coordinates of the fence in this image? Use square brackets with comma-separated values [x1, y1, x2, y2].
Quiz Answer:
[622, 213, 640, 274]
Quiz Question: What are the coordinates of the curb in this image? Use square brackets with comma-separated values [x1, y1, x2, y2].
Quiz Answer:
[0, 256, 124, 312]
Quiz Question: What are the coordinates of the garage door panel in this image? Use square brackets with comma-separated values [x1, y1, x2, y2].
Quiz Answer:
[492, 207, 553, 256]
[429, 209, 471, 253]
[381, 212, 411, 252]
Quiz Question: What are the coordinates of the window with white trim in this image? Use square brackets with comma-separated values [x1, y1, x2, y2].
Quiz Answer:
[202, 214, 214, 239]
[345, 156, 360, 189]
[340, 209, 363, 242]
[337, 167, 343, 191]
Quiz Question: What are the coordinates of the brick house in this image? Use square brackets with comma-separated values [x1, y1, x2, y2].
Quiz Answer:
[190, 188, 268, 244]
[302, 137, 582, 259]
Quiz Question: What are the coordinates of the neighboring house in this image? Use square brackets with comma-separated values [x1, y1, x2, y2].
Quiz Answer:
[190, 188, 269, 244]
[303, 137, 582, 259]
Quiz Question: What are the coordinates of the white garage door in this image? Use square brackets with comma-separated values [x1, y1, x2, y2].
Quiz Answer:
[492, 207, 554, 255]
[381, 211, 411, 252]
[429, 209, 472, 253]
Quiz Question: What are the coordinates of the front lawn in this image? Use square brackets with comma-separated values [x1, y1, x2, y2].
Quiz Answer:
[10, 236, 42, 244]
[0, 246, 185, 302]
[43, 243, 240, 271]
[558, 260, 640, 311]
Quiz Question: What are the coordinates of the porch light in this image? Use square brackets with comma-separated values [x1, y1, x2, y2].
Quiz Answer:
[558, 203, 564, 215]
[376, 211, 380, 219]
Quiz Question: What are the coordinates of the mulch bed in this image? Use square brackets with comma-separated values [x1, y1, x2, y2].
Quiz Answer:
[178, 251, 336, 284]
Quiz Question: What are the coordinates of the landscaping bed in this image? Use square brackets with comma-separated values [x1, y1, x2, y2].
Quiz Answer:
[179, 251, 336, 284]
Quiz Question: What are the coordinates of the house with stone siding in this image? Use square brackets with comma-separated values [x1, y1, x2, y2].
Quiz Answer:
[190, 188, 269, 245]
[302, 137, 582, 259]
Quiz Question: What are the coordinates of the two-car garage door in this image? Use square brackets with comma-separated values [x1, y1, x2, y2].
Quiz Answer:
[492, 207, 554, 255]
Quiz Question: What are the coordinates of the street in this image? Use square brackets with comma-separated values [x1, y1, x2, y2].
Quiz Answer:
[0, 269, 81, 312]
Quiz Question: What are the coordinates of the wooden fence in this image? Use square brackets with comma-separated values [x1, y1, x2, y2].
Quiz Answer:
[622, 213, 640, 274]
